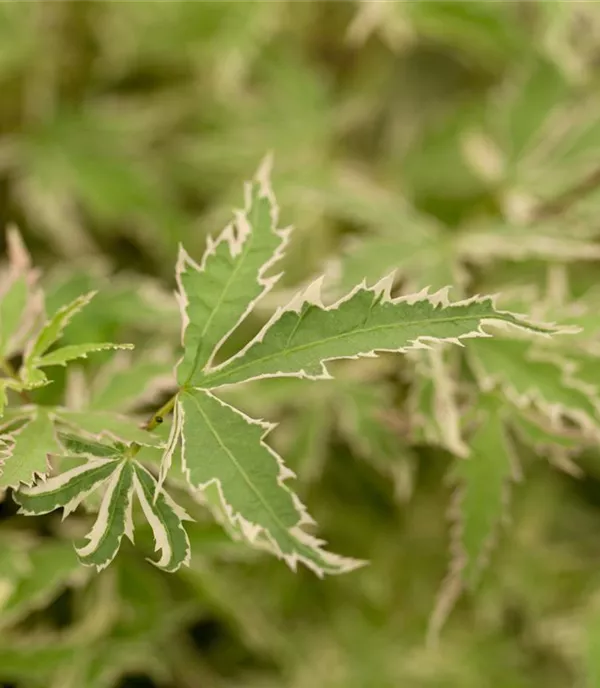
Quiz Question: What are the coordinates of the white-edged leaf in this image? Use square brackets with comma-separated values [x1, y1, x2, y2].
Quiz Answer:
[179, 388, 363, 576]
[0, 226, 45, 357]
[14, 457, 121, 518]
[456, 224, 600, 264]
[37, 342, 134, 368]
[201, 280, 565, 389]
[429, 396, 519, 642]
[57, 433, 124, 459]
[468, 338, 600, 435]
[0, 409, 61, 488]
[409, 348, 469, 457]
[176, 157, 290, 385]
[24, 291, 97, 362]
[75, 460, 135, 571]
[132, 461, 191, 572]
[156, 396, 182, 493]
[54, 409, 164, 448]
[450, 398, 519, 588]
[509, 412, 584, 476]
[0, 275, 27, 357]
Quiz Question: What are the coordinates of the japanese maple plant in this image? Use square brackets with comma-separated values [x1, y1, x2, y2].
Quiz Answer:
[0, 158, 572, 616]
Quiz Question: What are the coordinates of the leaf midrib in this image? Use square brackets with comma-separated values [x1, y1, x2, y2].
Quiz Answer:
[201, 309, 520, 387]
[183, 391, 296, 546]
[185, 194, 263, 382]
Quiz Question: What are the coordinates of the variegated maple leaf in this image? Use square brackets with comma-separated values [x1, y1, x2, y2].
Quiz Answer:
[13, 435, 191, 573]
[153, 156, 568, 577]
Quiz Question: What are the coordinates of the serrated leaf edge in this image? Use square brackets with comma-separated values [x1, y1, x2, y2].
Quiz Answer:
[179, 391, 364, 577]
[175, 154, 292, 380]
[204, 275, 572, 388]
[75, 461, 135, 572]
[132, 463, 191, 571]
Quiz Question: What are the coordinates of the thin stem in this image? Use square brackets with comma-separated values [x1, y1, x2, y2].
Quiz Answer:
[144, 392, 179, 432]
[128, 390, 180, 458]
[0, 358, 32, 403]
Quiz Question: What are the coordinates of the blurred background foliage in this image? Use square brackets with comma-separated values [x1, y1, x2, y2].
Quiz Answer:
[3, 1, 600, 687]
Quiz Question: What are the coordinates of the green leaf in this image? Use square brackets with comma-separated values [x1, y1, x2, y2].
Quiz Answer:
[25, 291, 97, 362]
[58, 433, 124, 459]
[201, 283, 561, 389]
[37, 342, 134, 368]
[468, 338, 600, 434]
[177, 157, 289, 385]
[132, 461, 191, 572]
[451, 397, 519, 589]
[14, 457, 121, 517]
[0, 540, 85, 627]
[337, 380, 416, 500]
[75, 459, 135, 571]
[0, 641, 78, 682]
[0, 227, 44, 358]
[584, 600, 600, 688]
[55, 409, 164, 447]
[409, 349, 469, 457]
[0, 409, 61, 488]
[429, 396, 519, 642]
[0, 275, 27, 357]
[178, 388, 362, 575]
[284, 397, 331, 483]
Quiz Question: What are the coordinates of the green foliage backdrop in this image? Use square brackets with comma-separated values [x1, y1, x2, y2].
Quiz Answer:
[3, 1, 600, 687]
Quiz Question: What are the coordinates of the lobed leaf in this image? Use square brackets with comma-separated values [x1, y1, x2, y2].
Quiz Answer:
[14, 457, 121, 518]
[179, 388, 363, 575]
[177, 156, 289, 386]
[57, 432, 124, 459]
[55, 409, 164, 447]
[24, 291, 97, 363]
[132, 461, 191, 572]
[468, 338, 600, 434]
[0, 409, 61, 488]
[75, 460, 135, 571]
[200, 281, 562, 389]
[450, 397, 519, 590]
[37, 342, 134, 368]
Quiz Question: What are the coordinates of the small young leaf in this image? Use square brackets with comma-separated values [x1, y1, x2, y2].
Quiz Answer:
[177, 157, 289, 385]
[58, 432, 124, 459]
[25, 291, 97, 362]
[75, 460, 135, 571]
[201, 283, 561, 389]
[36, 342, 134, 368]
[450, 397, 519, 589]
[179, 388, 363, 575]
[429, 396, 520, 642]
[0, 227, 45, 358]
[0, 409, 61, 488]
[409, 348, 469, 457]
[14, 458, 121, 518]
[0, 275, 28, 357]
[468, 338, 600, 434]
[132, 462, 191, 572]
[55, 409, 164, 447]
